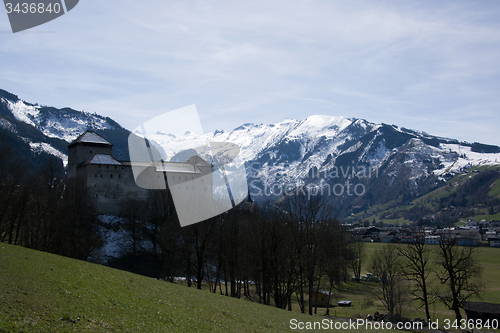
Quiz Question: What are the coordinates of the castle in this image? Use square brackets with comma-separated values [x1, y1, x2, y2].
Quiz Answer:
[67, 131, 213, 217]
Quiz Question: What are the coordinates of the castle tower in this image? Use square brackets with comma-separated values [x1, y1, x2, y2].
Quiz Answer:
[67, 131, 113, 178]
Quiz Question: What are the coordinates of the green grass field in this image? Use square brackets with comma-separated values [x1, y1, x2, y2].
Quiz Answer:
[2, 241, 499, 332]
[1, 243, 401, 333]
[356, 243, 500, 326]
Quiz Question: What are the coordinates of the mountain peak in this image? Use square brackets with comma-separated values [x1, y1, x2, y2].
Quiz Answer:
[289, 114, 351, 138]
[0, 88, 20, 102]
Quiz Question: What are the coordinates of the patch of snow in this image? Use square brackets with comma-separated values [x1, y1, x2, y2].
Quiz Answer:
[435, 144, 500, 177]
[4, 98, 116, 143]
[0, 118, 16, 133]
[5, 99, 40, 128]
[289, 115, 351, 138]
[29, 142, 68, 166]
[366, 140, 390, 168]
[92, 215, 128, 264]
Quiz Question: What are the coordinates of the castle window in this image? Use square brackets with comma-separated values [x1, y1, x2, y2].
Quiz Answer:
[90, 149, 93, 154]
[95, 174, 97, 178]
[185, 176, 187, 181]
[110, 174, 113, 178]
[114, 166, 117, 169]
[104, 194, 107, 198]
[101, 174, 103, 178]
[118, 174, 121, 179]
[106, 165, 109, 169]
[96, 194, 98, 198]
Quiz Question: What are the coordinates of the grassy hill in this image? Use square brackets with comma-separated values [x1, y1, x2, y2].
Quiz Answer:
[1, 243, 386, 333]
[4, 241, 498, 332]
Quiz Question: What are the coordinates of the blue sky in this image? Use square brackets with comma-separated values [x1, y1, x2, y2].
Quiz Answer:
[1, 0, 500, 145]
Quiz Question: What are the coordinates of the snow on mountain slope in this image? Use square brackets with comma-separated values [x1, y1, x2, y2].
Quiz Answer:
[436, 144, 500, 177]
[2, 98, 119, 142]
[149, 115, 354, 162]
[29, 142, 68, 166]
[6, 99, 39, 128]
[144, 116, 500, 203]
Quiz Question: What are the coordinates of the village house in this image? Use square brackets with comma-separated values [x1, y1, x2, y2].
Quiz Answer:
[312, 290, 334, 307]
[463, 302, 500, 322]
[489, 238, 500, 248]
[425, 235, 440, 245]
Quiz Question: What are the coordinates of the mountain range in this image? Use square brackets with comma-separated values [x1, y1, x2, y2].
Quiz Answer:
[2, 88, 500, 219]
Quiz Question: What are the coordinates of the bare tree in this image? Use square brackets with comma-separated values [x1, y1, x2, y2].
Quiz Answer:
[350, 241, 364, 283]
[184, 217, 218, 290]
[435, 236, 483, 322]
[397, 235, 433, 323]
[122, 196, 146, 268]
[280, 189, 334, 315]
[372, 244, 406, 315]
[280, 187, 337, 315]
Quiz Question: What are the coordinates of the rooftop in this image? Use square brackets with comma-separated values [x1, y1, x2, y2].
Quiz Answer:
[69, 131, 112, 146]
[464, 302, 500, 314]
[85, 154, 122, 166]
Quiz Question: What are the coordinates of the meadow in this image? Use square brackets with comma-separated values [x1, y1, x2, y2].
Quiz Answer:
[311, 242, 500, 327]
[2, 241, 498, 332]
[0, 243, 397, 333]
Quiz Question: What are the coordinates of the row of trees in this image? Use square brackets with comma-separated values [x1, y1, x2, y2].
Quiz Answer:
[0, 135, 102, 259]
[119, 190, 359, 315]
[372, 237, 483, 322]
[128, 188, 483, 321]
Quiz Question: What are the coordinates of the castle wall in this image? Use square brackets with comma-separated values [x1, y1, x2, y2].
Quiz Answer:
[68, 143, 113, 178]
[68, 132, 216, 219]
[79, 163, 149, 216]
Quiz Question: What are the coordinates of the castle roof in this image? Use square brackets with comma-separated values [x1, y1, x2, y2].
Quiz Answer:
[68, 131, 112, 147]
[85, 154, 122, 166]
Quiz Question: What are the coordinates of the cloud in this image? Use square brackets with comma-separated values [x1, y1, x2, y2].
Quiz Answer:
[1, 0, 500, 145]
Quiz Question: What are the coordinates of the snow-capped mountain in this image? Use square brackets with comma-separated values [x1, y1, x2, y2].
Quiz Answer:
[4, 98, 119, 143]
[0, 89, 128, 166]
[147, 114, 500, 211]
[2, 87, 500, 215]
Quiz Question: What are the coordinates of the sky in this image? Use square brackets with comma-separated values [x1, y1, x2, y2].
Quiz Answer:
[1, 0, 500, 145]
